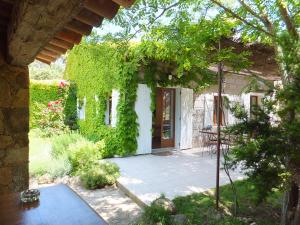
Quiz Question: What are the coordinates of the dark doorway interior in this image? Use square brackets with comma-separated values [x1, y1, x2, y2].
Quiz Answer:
[152, 87, 176, 149]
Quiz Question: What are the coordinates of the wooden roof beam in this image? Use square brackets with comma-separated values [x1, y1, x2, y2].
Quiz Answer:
[44, 44, 68, 54]
[7, 0, 84, 66]
[36, 57, 51, 65]
[36, 53, 57, 62]
[40, 49, 61, 58]
[75, 9, 104, 27]
[55, 29, 82, 45]
[84, 0, 119, 20]
[49, 38, 74, 50]
[112, 0, 135, 8]
[65, 19, 93, 35]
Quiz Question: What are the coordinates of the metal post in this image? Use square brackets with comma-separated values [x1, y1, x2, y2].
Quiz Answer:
[215, 40, 223, 209]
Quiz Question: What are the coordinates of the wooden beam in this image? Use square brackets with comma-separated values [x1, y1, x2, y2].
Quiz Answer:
[65, 19, 93, 35]
[44, 43, 68, 54]
[112, 0, 135, 8]
[55, 29, 82, 44]
[36, 53, 56, 62]
[40, 49, 60, 58]
[75, 9, 104, 27]
[36, 57, 51, 65]
[84, 0, 119, 20]
[49, 38, 74, 50]
[0, 2, 12, 18]
[7, 0, 84, 66]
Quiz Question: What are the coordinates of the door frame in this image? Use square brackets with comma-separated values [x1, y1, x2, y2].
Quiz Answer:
[152, 87, 176, 149]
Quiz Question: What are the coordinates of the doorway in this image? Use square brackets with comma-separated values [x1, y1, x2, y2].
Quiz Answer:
[152, 87, 176, 149]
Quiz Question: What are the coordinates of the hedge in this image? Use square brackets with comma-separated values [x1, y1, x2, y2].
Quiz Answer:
[30, 80, 61, 128]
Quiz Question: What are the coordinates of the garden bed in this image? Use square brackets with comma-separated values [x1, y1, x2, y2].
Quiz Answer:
[137, 179, 281, 225]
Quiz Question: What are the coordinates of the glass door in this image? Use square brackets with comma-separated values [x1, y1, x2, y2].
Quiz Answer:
[152, 88, 176, 148]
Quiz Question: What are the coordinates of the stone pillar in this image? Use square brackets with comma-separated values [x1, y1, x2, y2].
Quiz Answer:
[0, 54, 29, 194]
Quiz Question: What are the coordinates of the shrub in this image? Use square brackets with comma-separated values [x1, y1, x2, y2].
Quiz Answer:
[68, 139, 102, 173]
[138, 202, 172, 225]
[29, 134, 71, 179]
[80, 161, 120, 189]
[51, 132, 85, 158]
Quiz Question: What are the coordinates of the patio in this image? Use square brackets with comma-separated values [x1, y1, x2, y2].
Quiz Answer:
[110, 148, 244, 206]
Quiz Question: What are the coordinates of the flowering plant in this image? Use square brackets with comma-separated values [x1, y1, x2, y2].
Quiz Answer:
[33, 81, 69, 137]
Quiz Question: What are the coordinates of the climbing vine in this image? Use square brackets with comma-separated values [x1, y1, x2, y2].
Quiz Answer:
[65, 19, 249, 156]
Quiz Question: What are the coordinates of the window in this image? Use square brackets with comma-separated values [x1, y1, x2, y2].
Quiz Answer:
[213, 96, 225, 126]
[250, 95, 258, 119]
[105, 96, 112, 125]
[77, 97, 86, 120]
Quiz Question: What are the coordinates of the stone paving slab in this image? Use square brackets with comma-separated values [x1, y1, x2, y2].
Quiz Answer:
[110, 149, 244, 206]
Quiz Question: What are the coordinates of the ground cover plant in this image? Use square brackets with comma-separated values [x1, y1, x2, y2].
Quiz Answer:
[137, 180, 282, 225]
[29, 129, 119, 189]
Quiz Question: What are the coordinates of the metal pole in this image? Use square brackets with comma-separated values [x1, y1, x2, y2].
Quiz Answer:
[215, 40, 222, 209]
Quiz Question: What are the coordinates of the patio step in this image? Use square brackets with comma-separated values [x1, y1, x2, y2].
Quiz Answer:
[116, 180, 147, 208]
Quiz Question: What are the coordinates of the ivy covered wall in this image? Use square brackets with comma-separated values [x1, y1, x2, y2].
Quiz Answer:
[65, 43, 140, 157]
[65, 38, 221, 156]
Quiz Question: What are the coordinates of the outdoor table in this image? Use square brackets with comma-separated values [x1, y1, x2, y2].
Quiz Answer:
[0, 184, 107, 225]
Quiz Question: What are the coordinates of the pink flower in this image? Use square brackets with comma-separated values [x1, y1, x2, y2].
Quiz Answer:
[59, 81, 66, 87]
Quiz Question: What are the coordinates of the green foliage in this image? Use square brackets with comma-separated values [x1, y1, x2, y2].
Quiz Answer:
[140, 203, 172, 225]
[68, 139, 103, 173]
[30, 81, 61, 128]
[80, 161, 120, 189]
[29, 59, 65, 80]
[29, 130, 71, 178]
[137, 180, 281, 225]
[51, 132, 85, 159]
[30, 80, 77, 134]
[63, 82, 78, 130]
[66, 17, 249, 156]
[66, 42, 140, 156]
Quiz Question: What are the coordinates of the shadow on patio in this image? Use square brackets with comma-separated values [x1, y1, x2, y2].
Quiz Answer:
[110, 148, 245, 206]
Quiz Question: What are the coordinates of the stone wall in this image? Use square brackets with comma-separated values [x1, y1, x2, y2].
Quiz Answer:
[0, 54, 29, 194]
[192, 94, 205, 147]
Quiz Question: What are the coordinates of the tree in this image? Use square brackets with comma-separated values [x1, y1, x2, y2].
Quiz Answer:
[97, 0, 300, 224]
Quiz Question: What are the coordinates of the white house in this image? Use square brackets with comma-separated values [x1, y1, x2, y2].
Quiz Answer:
[107, 72, 271, 155]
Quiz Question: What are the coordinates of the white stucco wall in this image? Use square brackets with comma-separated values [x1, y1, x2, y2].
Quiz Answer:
[111, 89, 119, 127]
[135, 84, 152, 154]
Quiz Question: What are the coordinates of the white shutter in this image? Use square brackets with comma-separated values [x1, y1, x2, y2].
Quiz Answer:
[111, 90, 119, 127]
[180, 88, 193, 149]
[135, 84, 152, 154]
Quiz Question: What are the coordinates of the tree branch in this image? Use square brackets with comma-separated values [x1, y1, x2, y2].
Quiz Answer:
[276, 0, 299, 40]
[126, 1, 181, 41]
[210, 0, 274, 37]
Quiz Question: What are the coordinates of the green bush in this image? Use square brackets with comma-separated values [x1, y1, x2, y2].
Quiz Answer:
[63, 82, 78, 130]
[68, 139, 102, 173]
[138, 202, 171, 225]
[30, 81, 61, 128]
[80, 161, 120, 189]
[29, 132, 71, 179]
[51, 132, 85, 158]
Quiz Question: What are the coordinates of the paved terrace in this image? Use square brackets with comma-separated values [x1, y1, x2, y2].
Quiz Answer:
[110, 148, 244, 206]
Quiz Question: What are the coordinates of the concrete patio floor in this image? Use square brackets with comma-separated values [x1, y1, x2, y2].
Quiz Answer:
[110, 148, 244, 206]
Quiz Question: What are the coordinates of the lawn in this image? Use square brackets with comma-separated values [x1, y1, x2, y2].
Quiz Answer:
[29, 130, 71, 178]
[138, 180, 282, 225]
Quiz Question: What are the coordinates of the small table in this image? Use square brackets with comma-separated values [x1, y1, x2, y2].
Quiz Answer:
[0, 184, 108, 225]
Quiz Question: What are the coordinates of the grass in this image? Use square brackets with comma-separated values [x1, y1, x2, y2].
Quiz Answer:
[138, 180, 282, 225]
[29, 130, 71, 178]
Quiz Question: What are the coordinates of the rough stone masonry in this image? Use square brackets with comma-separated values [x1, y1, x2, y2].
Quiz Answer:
[0, 53, 29, 193]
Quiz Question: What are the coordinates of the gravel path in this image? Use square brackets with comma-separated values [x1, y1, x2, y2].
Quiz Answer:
[69, 184, 142, 225]
[30, 177, 142, 225]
